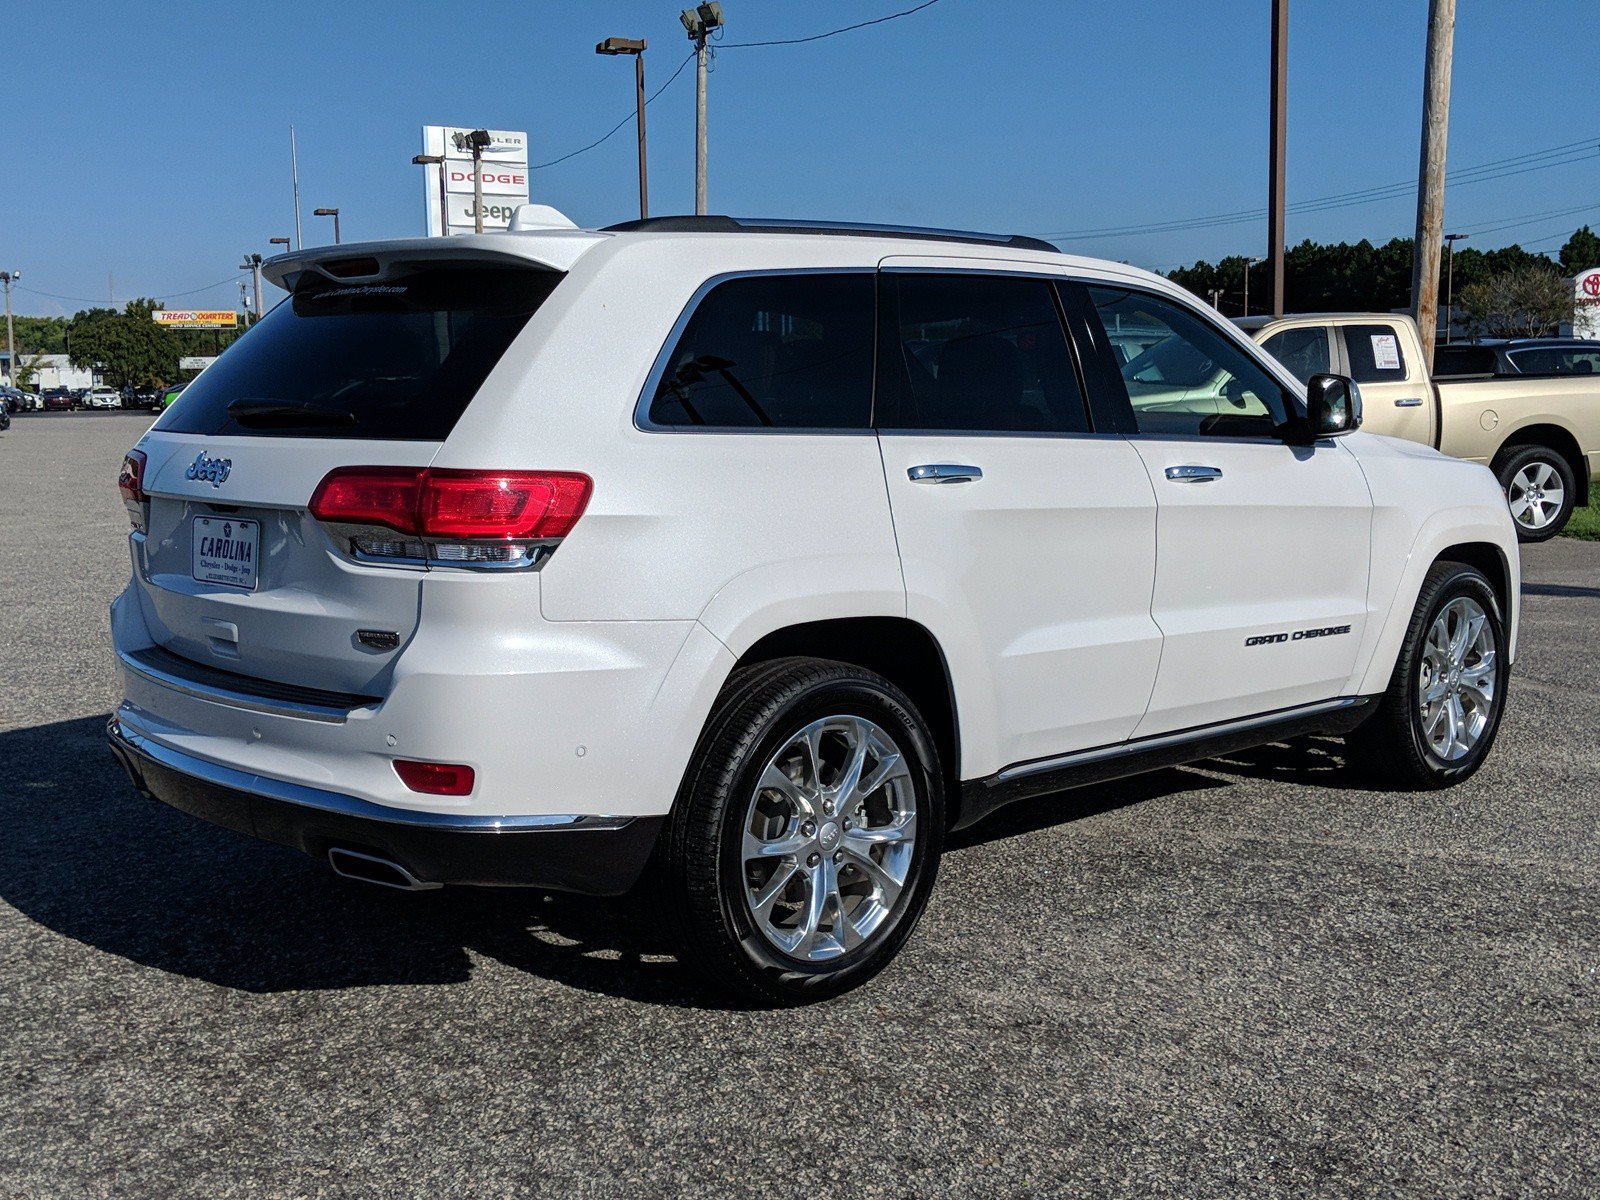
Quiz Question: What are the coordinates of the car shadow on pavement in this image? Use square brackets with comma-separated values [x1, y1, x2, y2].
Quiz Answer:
[0, 716, 1346, 1007]
[1521, 581, 1600, 600]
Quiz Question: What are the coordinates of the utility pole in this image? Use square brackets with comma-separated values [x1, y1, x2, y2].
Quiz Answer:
[1443, 231, 1468, 343]
[1410, 0, 1456, 367]
[291, 125, 303, 249]
[681, 4, 724, 215]
[462, 129, 493, 234]
[1267, 0, 1288, 317]
[1209, 288, 1223, 311]
[1243, 257, 1262, 317]
[240, 253, 264, 323]
[0, 271, 17, 388]
[597, 38, 650, 219]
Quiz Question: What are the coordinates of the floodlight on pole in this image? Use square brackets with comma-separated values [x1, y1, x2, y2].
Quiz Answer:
[681, 3, 724, 215]
[313, 207, 342, 244]
[1242, 257, 1263, 317]
[597, 37, 650, 219]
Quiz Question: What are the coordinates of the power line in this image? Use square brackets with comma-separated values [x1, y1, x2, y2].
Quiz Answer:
[718, 0, 942, 48]
[17, 273, 245, 306]
[1045, 137, 1600, 240]
[533, 49, 697, 171]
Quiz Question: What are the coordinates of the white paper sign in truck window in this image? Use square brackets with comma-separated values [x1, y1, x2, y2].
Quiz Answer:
[1371, 333, 1401, 372]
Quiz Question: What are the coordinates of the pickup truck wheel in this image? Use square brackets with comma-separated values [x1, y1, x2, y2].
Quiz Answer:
[661, 657, 943, 1005]
[1496, 445, 1575, 542]
[1346, 561, 1507, 790]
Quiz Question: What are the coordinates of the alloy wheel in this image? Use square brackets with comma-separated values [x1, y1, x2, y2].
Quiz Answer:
[1507, 460, 1565, 531]
[1417, 596, 1497, 761]
[739, 715, 917, 962]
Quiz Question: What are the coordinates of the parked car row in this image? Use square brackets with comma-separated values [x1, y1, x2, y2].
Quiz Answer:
[1, 385, 42, 413]
[12, 384, 186, 412]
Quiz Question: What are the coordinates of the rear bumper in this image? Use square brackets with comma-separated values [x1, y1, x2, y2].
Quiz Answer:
[107, 715, 663, 894]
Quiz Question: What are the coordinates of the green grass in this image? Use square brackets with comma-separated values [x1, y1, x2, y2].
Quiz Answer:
[1563, 498, 1600, 541]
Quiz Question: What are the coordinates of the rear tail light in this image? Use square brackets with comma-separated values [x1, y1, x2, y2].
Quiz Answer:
[393, 759, 476, 796]
[309, 467, 591, 569]
[118, 449, 148, 531]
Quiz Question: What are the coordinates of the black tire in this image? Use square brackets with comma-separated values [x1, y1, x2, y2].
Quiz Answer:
[1495, 444, 1576, 542]
[659, 657, 944, 1005]
[1346, 561, 1508, 790]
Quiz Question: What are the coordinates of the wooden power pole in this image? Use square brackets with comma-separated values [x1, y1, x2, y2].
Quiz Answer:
[1268, 0, 1288, 317]
[1410, 0, 1456, 368]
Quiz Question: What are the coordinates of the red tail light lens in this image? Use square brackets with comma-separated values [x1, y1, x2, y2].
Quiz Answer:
[393, 759, 476, 796]
[309, 468, 591, 541]
[118, 449, 148, 530]
[419, 470, 591, 540]
[309, 467, 424, 533]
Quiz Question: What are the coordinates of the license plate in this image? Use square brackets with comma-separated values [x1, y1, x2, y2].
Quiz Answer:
[191, 516, 260, 590]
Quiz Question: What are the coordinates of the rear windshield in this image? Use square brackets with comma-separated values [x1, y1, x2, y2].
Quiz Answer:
[154, 265, 561, 439]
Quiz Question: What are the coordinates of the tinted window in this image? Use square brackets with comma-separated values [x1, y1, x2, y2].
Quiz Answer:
[1433, 345, 1499, 376]
[1505, 346, 1600, 375]
[1260, 326, 1332, 383]
[1088, 287, 1292, 438]
[156, 267, 560, 440]
[647, 274, 873, 429]
[1343, 323, 1409, 383]
[876, 273, 1088, 433]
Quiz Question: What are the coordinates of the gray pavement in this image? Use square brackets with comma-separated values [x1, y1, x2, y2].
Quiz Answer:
[1, 411, 1596, 1199]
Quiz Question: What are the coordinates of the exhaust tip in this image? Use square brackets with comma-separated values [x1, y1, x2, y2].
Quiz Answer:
[327, 847, 442, 891]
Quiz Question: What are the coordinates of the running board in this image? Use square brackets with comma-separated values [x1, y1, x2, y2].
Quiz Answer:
[953, 697, 1375, 832]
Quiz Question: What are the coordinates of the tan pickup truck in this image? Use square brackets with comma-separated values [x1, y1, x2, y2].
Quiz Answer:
[1238, 313, 1599, 540]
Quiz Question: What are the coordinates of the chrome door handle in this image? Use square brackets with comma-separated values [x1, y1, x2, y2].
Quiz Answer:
[908, 463, 983, 484]
[1164, 464, 1222, 483]
[1394, 397, 1425, 408]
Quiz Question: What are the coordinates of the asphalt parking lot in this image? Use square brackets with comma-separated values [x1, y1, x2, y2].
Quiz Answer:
[1, 410, 1596, 1199]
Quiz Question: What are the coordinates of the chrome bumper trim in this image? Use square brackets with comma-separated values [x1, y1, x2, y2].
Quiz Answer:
[117, 646, 365, 725]
[107, 714, 635, 833]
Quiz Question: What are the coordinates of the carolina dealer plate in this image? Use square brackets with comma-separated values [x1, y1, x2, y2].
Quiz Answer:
[191, 516, 259, 590]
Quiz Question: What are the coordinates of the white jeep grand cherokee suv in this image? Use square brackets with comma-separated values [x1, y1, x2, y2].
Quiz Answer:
[109, 215, 1519, 1002]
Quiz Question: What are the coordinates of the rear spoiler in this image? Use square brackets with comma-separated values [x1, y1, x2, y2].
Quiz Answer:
[262, 230, 608, 292]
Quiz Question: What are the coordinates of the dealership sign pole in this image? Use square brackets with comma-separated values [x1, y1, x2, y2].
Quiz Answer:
[419, 127, 530, 237]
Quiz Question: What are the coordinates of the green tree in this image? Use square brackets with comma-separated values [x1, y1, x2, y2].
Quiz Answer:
[13, 352, 48, 389]
[1559, 225, 1600, 275]
[67, 299, 178, 388]
[1454, 263, 1576, 338]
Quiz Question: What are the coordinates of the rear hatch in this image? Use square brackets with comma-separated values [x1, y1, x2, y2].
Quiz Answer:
[127, 259, 564, 696]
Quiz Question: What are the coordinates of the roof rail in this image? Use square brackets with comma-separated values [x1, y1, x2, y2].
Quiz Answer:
[600, 215, 1058, 253]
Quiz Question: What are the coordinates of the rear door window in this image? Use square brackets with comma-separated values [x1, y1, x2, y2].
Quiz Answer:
[875, 272, 1090, 433]
[1260, 326, 1332, 383]
[645, 273, 874, 429]
[155, 266, 561, 440]
[1341, 323, 1409, 383]
[1504, 346, 1600, 375]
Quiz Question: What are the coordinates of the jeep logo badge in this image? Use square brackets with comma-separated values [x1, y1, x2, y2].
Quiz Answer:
[184, 452, 232, 488]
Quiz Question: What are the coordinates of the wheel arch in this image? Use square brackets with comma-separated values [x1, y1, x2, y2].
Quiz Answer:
[734, 617, 964, 825]
[1493, 422, 1590, 506]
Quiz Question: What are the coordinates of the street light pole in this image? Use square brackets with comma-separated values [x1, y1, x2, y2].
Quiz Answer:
[681, 4, 724, 215]
[1242, 257, 1262, 317]
[1443, 232, 1468, 343]
[314, 207, 342, 244]
[597, 38, 650, 220]
[0, 271, 17, 388]
[412, 154, 446, 236]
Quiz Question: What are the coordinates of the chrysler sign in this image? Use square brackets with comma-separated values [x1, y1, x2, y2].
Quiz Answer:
[420, 125, 531, 236]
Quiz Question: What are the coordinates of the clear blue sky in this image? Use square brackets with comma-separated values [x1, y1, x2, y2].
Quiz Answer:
[6, 0, 1597, 315]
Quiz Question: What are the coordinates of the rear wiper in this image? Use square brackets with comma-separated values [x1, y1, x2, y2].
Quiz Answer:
[226, 399, 357, 427]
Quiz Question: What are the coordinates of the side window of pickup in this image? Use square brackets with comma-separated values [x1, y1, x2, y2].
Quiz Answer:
[1260, 326, 1333, 384]
[1341, 323, 1409, 384]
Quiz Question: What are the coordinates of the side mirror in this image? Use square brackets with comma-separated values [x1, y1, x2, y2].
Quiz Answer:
[1305, 373, 1362, 437]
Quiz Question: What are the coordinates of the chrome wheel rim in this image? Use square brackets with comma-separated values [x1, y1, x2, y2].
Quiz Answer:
[1418, 597, 1497, 762]
[740, 715, 917, 962]
[1508, 461, 1565, 530]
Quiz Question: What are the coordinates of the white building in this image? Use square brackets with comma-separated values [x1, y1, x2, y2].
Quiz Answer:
[2, 353, 97, 390]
